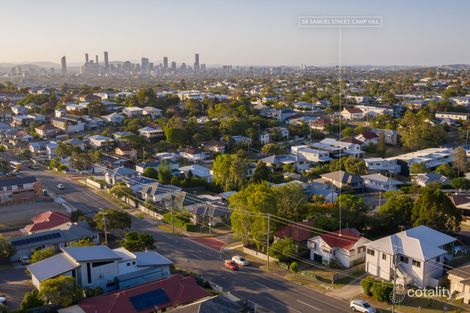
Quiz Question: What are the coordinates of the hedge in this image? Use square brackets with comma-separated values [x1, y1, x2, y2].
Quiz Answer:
[163, 212, 188, 228]
[360, 277, 393, 302]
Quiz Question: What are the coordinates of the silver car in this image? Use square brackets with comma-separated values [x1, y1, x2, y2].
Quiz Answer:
[350, 300, 377, 313]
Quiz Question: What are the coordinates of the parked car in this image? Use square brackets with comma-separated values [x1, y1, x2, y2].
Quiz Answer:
[224, 260, 239, 271]
[350, 300, 376, 313]
[232, 255, 249, 266]
[0, 295, 6, 306]
[19, 256, 30, 265]
[57, 184, 64, 190]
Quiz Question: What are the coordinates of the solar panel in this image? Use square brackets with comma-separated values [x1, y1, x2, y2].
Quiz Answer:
[129, 288, 170, 311]
[12, 232, 62, 246]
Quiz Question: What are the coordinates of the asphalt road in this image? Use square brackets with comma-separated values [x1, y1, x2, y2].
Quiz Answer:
[21, 169, 352, 313]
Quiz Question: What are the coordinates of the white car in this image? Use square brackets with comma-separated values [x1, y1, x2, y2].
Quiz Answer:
[19, 256, 30, 265]
[232, 255, 249, 266]
[0, 295, 6, 306]
[350, 300, 376, 313]
[57, 184, 65, 190]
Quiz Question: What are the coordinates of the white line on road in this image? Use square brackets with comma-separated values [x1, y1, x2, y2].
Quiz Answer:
[267, 297, 302, 313]
[297, 300, 320, 311]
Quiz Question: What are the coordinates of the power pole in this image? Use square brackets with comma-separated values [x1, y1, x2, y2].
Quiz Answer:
[102, 213, 108, 246]
[266, 213, 271, 271]
[392, 246, 398, 313]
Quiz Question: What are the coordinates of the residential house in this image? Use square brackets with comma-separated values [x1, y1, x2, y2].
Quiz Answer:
[275, 220, 313, 251]
[435, 112, 470, 121]
[179, 148, 209, 163]
[179, 164, 213, 182]
[290, 145, 332, 163]
[186, 203, 229, 227]
[0, 176, 38, 203]
[10, 223, 99, 261]
[310, 118, 331, 133]
[355, 105, 393, 117]
[101, 112, 126, 124]
[11, 115, 35, 127]
[365, 225, 456, 288]
[89, 135, 114, 148]
[27, 245, 173, 291]
[307, 228, 370, 268]
[115, 145, 138, 161]
[105, 166, 139, 185]
[138, 126, 164, 140]
[51, 115, 85, 133]
[341, 107, 365, 120]
[318, 171, 364, 190]
[232, 135, 251, 146]
[364, 158, 401, 174]
[412, 173, 451, 187]
[276, 109, 296, 122]
[29, 141, 49, 155]
[361, 173, 402, 191]
[58, 274, 210, 313]
[449, 194, 470, 224]
[122, 107, 144, 118]
[22, 211, 71, 235]
[312, 138, 364, 158]
[448, 264, 470, 304]
[372, 129, 399, 145]
[62, 138, 85, 151]
[387, 148, 454, 172]
[355, 131, 379, 146]
[259, 132, 270, 145]
[142, 106, 163, 119]
[259, 155, 309, 171]
[303, 181, 338, 203]
[11, 105, 28, 115]
[35, 124, 59, 138]
[200, 140, 225, 154]
[46, 141, 58, 159]
[140, 183, 182, 203]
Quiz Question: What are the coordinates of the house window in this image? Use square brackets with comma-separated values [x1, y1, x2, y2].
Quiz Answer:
[382, 253, 387, 260]
[127, 262, 130, 266]
[7, 186, 12, 191]
[17, 184, 24, 190]
[412, 260, 421, 268]
[367, 249, 375, 256]
[399, 255, 409, 264]
[86, 263, 92, 284]
[132, 261, 136, 265]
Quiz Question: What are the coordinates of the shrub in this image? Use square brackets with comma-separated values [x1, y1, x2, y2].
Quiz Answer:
[289, 261, 299, 273]
[21, 289, 44, 311]
[372, 280, 393, 302]
[184, 224, 200, 232]
[360, 277, 374, 296]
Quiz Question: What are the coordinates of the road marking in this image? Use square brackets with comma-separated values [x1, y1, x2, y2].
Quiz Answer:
[297, 300, 320, 311]
[267, 297, 302, 313]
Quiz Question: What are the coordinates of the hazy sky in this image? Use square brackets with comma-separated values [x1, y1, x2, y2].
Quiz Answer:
[1, 0, 469, 66]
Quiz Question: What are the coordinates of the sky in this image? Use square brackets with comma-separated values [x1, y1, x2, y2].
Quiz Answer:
[0, 0, 469, 66]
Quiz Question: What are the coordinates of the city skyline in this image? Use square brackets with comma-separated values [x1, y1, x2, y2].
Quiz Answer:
[1, 0, 470, 66]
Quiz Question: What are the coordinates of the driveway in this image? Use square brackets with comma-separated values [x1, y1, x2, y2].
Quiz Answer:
[0, 264, 32, 311]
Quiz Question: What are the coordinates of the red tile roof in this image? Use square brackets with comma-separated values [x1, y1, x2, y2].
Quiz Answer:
[319, 228, 362, 250]
[23, 211, 71, 233]
[358, 131, 379, 140]
[275, 220, 313, 242]
[344, 107, 363, 114]
[79, 274, 211, 313]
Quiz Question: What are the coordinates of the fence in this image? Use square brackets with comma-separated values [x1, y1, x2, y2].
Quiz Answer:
[137, 203, 164, 220]
[86, 178, 104, 189]
[331, 262, 365, 283]
[243, 247, 278, 262]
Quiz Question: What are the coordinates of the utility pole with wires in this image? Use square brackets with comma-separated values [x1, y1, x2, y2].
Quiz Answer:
[266, 213, 271, 271]
[97, 212, 109, 246]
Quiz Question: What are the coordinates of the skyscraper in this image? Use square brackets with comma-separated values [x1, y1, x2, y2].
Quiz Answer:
[95, 55, 99, 65]
[194, 53, 200, 72]
[171, 61, 176, 72]
[61, 56, 67, 74]
[141, 57, 149, 76]
[85, 53, 89, 64]
[163, 57, 168, 72]
[104, 51, 109, 73]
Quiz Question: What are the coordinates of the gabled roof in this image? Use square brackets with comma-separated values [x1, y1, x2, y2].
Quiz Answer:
[78, 274, 211, 313]
[343, 107, 363, 114]
[357, 131, 379, 140]
[321, 171, 362, 184]
[0, 176, 37, 188]
[365, 225, 456, 261]
[275, 220, 313, 242]
[413, 173, 450, 185]
[26, 253, 80, 282]
[23, 211, 71, 233]
[62, 245, 121, 262]
[318, 228, 364, 250]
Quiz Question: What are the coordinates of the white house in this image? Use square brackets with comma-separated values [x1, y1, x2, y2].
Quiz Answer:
[259, 132, 270, 145]
[361, 173, 402, 191]
[101, 112, 125, 124]
[232, 135, 252, 145]
[140, 183, 182, 203]
[179, 148, 209, 163]
[365, 225, 456, 288]
[355, 105, 393, 117]
[51, 115, 85, 133]
[142, 106, 163, 119]
[312, 138, 364, 158]
[341, 107, 365, 120]
[138, 126, 164, 139]
[387, 148, 454, 170]
[435, 112, 470, 121]
[307, 228, 370, 268]
[412, 173, 451, 187]
[122, 106, 143, 118]
[364, 158, 401, 174]
[27, 245, 173, 292]
[179, 164, 213, 182]
[290, 145, 332, 163]
[0, 176, 37, 203]
[89, 135, 113, 148]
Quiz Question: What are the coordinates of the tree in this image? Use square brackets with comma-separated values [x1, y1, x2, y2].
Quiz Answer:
[39, 276, 83, 307]
[212, 152, 248, 191]
[412, 184, 462, 233]
[158, 161, 173, 184]
[273, 182, 308, 221]
[378, 191, 414, 231]
[399, 110, 446, 150]
[252, 161, 271, 182]
[336, 194, 368, 229]
[376, 131, 387, 157]
[269, 238, 297, 263]
[164, 126, 187, 146]
[344, 157, 367, 175]
[410, 162, 428, 174]
[70, 210, 85, 222]
[70, 238, 96, 247]
[261, 143, 280, 155]
[0, 236, 14, 258]
[453, 146, 467, 176]
[31, 247, 57, 263]
[435, 163, 456, 178]
[21, 289, 44, 311]
[341, 127, 355, 138]
[109, 184, 133, 198]
[229, 182, 277, 247]
[143, 167, 159, 179]
[451, 177, 470, 190]
[94, 209, 132, 233]
[120, 231, 155, 251]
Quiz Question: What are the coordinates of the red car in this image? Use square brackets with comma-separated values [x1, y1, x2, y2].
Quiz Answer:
[224, 260, 239, 271]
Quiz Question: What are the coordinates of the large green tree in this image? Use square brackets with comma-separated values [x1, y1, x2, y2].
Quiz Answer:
[252, 161, 271, 182]
[212, 152, 248, 191]
[399, 110, 446, 150]
[31, 247, 57, 263]
[229, 182, 277, 247]
[94, 209, 132, 233]
[378, 191, 414, 231]
[273, 182, 308, 221]
[0, 236, 14, 258]
[453, 146, 467, 176]
[336, 194, 368, 229]
[120, 231, 155, 251]
[411, 184, 462, 233]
